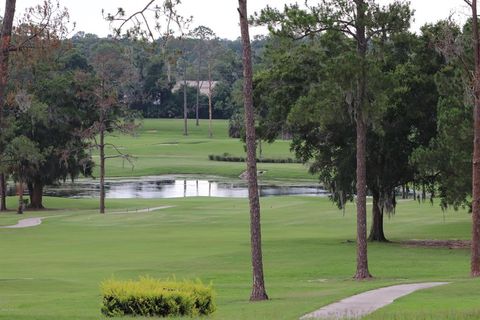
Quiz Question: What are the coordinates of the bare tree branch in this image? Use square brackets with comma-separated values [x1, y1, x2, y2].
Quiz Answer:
[9, 13, 52, 52]
[110, 0, 156, 40]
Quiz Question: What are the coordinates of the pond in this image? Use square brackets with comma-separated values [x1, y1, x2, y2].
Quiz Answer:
[8, 176, 329, 199]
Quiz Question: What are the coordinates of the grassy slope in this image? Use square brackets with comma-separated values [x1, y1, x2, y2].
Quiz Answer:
[0, 196, 477, 319]
[99, 119, 313, 181]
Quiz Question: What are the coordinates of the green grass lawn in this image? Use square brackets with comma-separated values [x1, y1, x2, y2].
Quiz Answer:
[1, 118, 477, 319]
[0, 196, 477, 319]
[99, 119, 313, 181]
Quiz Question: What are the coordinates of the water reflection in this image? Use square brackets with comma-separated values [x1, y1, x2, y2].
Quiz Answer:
[8, 178, 329, 199]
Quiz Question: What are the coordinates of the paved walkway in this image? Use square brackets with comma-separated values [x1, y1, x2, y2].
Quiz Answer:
[109, 206, 173, 214]
[0, 206, 173, 229]
[0, 217, 44, 229]
[301, 282, 449, 319]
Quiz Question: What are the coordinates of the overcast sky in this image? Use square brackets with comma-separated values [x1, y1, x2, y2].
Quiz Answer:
[4, 0, 472, 39]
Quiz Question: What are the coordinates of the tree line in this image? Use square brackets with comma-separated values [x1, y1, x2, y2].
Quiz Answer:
[0, 1, 269, 213]
[70, 31, 265, 120]
[252, 0, 480, 282]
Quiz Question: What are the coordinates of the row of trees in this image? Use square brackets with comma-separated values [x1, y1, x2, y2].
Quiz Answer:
[71, 32, 247, 122]
[250, 0, 480, 283]
[0, 0, 259, 213]
[0, 1, 142, 213]
[253, 0, 415, 280]
[254, 8, 442, 243]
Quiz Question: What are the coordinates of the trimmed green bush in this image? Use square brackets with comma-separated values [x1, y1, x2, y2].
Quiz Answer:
[207, 154, 302, 164]
[101, 277, 215, 317]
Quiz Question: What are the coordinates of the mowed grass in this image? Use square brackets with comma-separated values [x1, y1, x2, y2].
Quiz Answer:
[98, 119, 313, 181]
[0, 196, 478, 319]
[0, 119, 477, 319]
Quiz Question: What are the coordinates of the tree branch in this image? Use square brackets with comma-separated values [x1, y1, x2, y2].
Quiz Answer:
[111, 0, 155, 38]
[8, 8, 52, 52]
[141, 12, 155, 41]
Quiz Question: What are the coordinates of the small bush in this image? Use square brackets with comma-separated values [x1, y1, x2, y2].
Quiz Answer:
[207, 154, 301, 164]
[101, 277, 215, 317]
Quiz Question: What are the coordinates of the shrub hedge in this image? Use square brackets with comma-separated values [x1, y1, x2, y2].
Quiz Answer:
[208, 153, 301, 164]
[101, 277, 215, 317]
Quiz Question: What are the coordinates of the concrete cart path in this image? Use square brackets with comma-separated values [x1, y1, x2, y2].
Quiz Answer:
[0, 217, 44, 229]
[109, 206, 173, 214]
[301, 282, 449, 320]
[0, 206, 174, 229]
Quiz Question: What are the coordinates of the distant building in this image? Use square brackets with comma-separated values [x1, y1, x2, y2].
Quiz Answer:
[173, 80, 219, 96]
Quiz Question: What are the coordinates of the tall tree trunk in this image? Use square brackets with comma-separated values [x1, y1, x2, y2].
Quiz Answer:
[17, 180, 23, 214]
[471, 0, 480, 277]
[0, 0, 17, 213]
[0, 0, 16, 115]
[183, 60, 188, 136]
[196, 60, 200, 126]
[258, 140, 262, 160]
[100, 129, 106, 214]
[0, 173, 7, 211]
[355, 107, 371, 279]
[29, 181, 44, 209]
[27, 182, 33, 200]
[354, 0, 372, 280]
[368, 193, 388, 242]
[208, 62, 213, 138]
[238, 0, 268, 301]
[167, 61, 172, 83]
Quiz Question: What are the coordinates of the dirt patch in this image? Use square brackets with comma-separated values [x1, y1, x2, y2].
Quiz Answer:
[402, 239, 470, 249]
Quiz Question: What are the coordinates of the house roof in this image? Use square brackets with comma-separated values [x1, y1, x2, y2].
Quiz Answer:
[172, 80, 219, 95]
